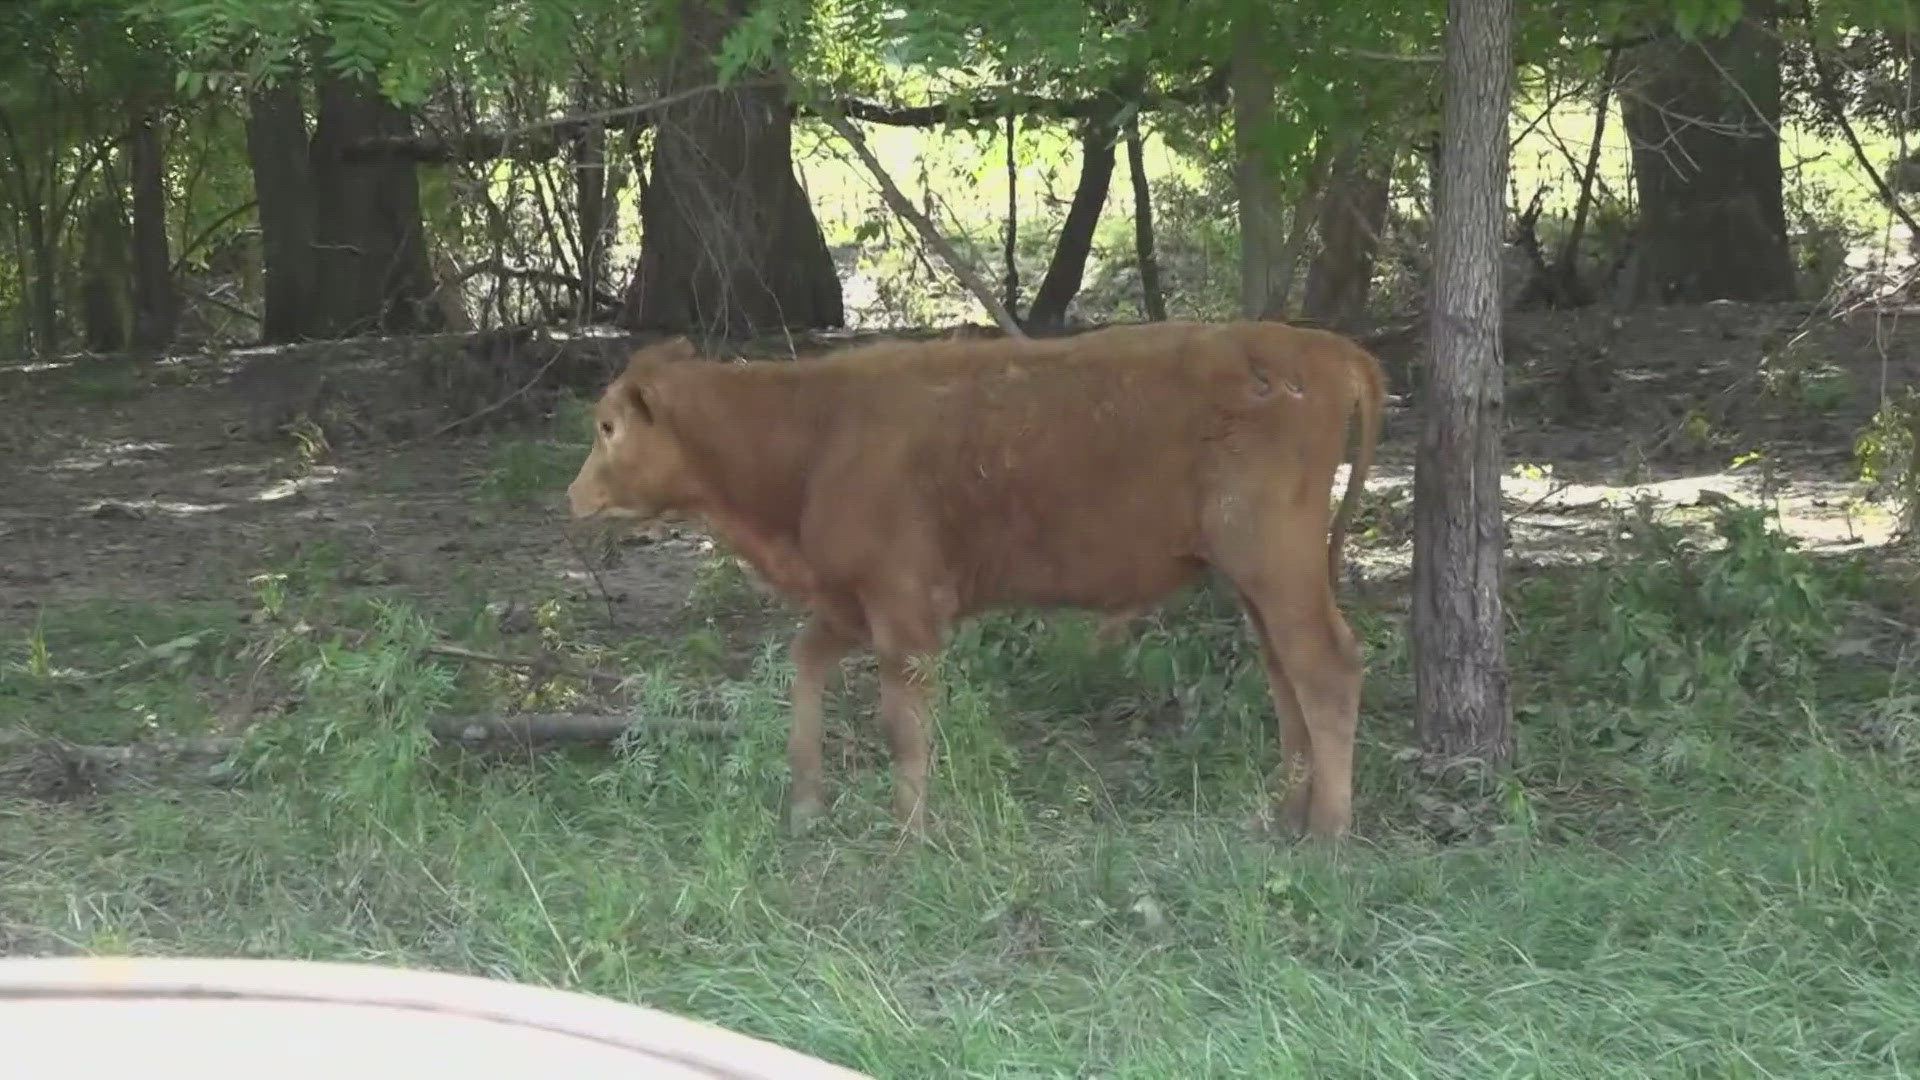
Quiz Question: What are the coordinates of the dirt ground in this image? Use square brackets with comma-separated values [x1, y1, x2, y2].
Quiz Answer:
[1, 302, 1914, 700]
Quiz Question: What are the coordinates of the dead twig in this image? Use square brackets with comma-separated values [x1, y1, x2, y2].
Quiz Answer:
[1505, 478, 1578, 526]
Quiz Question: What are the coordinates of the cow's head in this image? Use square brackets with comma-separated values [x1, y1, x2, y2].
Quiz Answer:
[566, 336, 700, 523]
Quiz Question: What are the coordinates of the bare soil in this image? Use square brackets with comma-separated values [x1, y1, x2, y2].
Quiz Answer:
[2, 302, 1914, 695]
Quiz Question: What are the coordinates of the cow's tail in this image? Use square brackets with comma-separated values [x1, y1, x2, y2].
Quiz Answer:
[1327, 342, 1386, 589]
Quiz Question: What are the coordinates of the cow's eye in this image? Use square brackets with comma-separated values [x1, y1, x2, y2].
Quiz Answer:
[599, 420, 614, 438]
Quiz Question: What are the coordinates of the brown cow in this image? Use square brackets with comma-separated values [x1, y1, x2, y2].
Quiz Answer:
[566, 320, 1385, 840]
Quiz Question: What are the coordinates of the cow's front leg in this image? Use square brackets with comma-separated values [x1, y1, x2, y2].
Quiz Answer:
[875, 650, 938, 838]
[787, 614, 856, 835]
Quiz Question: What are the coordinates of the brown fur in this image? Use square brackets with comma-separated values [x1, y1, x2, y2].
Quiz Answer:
[568, 320, 1386, 839]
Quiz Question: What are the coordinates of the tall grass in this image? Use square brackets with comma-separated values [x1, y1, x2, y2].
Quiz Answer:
[4, 501, 1917, 1077]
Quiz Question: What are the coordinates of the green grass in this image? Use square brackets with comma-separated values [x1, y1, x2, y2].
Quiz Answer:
[3, 503, 1917, 1076]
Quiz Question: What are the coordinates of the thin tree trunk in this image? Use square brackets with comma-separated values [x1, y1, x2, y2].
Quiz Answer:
[1550, 44, 1619, 306]
[1412, 0, 1513, 764]
[1265, 139, 1331, 319]
[1026, 108, 1120, 330]
[26, 211, 57, 355]
[1125, 117, 1166, 321]
[127, 101, 175, 354]
[1003, 111, 1019, 316]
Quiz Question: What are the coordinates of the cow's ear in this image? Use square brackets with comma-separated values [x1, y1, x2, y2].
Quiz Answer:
[625, 382, 654, 424]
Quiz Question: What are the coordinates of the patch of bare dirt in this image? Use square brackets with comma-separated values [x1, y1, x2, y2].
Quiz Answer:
[0, 303, 1910, 668]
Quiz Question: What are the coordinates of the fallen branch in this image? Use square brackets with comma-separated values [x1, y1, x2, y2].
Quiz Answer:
[422, 643, 629, 691]
[0, 729, 237, 761]
[807, 94, 1027, 337]
[427, 713, 744, 744]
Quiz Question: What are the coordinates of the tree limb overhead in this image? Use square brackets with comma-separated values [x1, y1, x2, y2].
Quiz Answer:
[340, 75, 1229, 164]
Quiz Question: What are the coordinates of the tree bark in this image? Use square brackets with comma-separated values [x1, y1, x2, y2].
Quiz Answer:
[1026, 109, 1120, 331]
[1003, 112, 1019, 316]
[79, 195, 130, 353]
[308, 62, 442, 337]
[1125, 117, 1166, 322]
[571, 81, 613, 323]
[621, 0, 843, 336]
[1412, 0, 1513, 764]
[1618, 10, 1794, 304]
[245, 78, 321, 343]
[127, 102, 175, 354]
[1303, 143, 1391, 329]
[1231, 27, 1285, 320]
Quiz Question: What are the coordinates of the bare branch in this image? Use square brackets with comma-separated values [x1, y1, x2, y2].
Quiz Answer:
[810, 98, 1028, 337]
[340, 77, 1230, 164]
[1799, 0, 1920, 240]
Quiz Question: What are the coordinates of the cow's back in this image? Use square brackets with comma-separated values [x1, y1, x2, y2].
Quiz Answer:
[791, 322, 1349, 616]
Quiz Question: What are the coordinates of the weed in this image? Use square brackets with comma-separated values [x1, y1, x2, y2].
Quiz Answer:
[1856, 386, 1920, 540]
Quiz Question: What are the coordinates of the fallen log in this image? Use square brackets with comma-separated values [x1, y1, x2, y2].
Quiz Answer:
[426, 713, 744, 745]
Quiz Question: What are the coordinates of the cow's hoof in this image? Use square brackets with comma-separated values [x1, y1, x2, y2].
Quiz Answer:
[786, 795, 828, 837]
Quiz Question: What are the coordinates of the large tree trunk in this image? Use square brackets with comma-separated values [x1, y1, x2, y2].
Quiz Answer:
[1125, 117, 1166, 322]
[1302, 142, 1391, 329]
[1413, 0, 1513, 764]
[621, 0, 843, 337]
[1231, 27, 1285, 320]
[308, 63, 441, 337]
[1619, 10, 1794, 304]
[245, 78, 321, 344]
[127, 102, 175, 354]
[1026, 109, 1120, 331]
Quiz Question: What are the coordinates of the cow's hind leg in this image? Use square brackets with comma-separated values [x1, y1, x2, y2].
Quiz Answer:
[1235, 592, 1316, 836]
[788, 614, 856, 835]
[1213, 534, 1364, 840]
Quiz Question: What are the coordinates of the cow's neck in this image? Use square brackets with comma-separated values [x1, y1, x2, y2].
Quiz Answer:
[657, 361, 825, 596]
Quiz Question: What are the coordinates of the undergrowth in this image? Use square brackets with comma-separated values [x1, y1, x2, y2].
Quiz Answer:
[2, 503, 1917, 1077]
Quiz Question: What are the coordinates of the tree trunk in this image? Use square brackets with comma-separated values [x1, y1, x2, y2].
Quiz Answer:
[621, 0, 843, 337]
[1303, 143, 1391, 329]
[79, 195, 130, 353]
[127, 102, 175, 354]
[1231, 27, 1285, 320]
[1026, 109, 1119, 331]
[1003, 111, 1019, 316]
[571, 82, 611, 323]
[1412, 0, 1513, 764]
[308, 62, 441, 337]
[1126, 117, 1166, 322]
[1618, 10, 1794, 304]
[245, 78, 321, 344]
